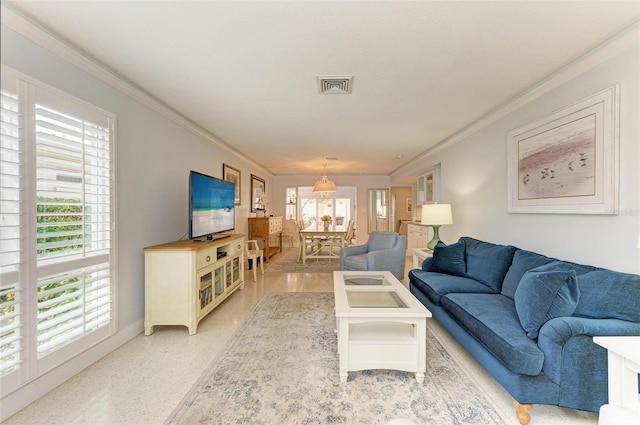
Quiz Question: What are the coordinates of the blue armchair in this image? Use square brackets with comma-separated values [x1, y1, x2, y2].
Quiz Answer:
[340, 231, 407, 279]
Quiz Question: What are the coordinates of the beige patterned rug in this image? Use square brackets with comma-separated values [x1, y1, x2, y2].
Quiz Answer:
[166, 292, 506, 425]
[265, 248, 342, 273]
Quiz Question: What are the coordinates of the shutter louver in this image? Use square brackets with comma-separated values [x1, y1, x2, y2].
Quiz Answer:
[0, 89, 23, 377]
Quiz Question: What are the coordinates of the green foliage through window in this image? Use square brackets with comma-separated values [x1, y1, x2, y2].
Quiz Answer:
[36, 196, 83, 257]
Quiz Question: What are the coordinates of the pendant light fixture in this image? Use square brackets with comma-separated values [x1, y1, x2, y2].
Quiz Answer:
[313, 164, 337, 198]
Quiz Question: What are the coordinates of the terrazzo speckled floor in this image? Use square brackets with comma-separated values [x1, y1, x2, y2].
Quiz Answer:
[4, 251, 599, 425]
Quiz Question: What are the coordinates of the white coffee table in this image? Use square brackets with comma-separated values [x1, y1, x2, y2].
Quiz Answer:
[333, 271, 432, 384]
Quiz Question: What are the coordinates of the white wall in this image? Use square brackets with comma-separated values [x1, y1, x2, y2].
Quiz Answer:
[0, 22, 274, 416]
[393, 43, 640, 274]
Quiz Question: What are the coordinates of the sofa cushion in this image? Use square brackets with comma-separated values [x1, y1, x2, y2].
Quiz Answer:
[514, 262, 580, 339]
[502, 249, 556, 299]
[460, 237, 516, 292]
[367, 232, 399, 251]
[500, 249, 595, 299]
[342, 254, 367, 270]
[408, 270, 495, 305]
[573, 269, 640, 322]
[441, 293, 544, 376]
[430, 241, 466, 277]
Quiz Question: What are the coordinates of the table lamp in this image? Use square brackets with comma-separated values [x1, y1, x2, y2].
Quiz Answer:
[421, 203, 453, 250]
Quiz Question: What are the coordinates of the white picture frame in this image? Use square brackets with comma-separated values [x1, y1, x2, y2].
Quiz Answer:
[424, 168, 437, 204]
[507, 85, 619, 214]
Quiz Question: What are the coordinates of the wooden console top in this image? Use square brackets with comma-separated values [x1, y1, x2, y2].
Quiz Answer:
[144, 233, 244, 251]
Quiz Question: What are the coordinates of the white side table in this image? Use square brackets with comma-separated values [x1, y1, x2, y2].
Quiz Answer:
[410, 248, 433, 269]
[593, 336, 640, 424]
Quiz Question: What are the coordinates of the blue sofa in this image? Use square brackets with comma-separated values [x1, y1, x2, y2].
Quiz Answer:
[408, 236, 640, 424]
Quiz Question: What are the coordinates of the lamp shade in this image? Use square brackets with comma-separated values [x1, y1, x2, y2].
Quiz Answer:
[421, 203, 453, 225]
[313, 164, 337, 195]
[313, 180, 337, 193]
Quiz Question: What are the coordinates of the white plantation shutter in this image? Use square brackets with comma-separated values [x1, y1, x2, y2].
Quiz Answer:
[34, 101, 113, 357]
[0, 67, 116, 394]
[0, 88, 23, 378]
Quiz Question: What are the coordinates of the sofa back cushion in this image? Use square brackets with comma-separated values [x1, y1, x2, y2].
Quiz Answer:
[367, 231, 400, 251]
[514, 262, 580, 339]
[430, 241, 466, 277]
[502, 249, 597, 299]
[460, 237, 516, 292]
[573, 269, 640, 322]
[502, 249, 556, 299]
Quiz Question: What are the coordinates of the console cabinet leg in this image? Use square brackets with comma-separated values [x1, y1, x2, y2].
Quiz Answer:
[512, 399, 533, 425]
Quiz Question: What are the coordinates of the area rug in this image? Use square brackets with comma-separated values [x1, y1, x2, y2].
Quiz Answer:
[166, 292, 506, 425]
[264, 248, 342, 273]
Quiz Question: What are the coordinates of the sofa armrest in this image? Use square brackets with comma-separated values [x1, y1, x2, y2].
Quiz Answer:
[366, 248, 399, 264]
[540, 316, 640, 348]
[538, 316, 640, 410]
[421, 257, 433, 271]
[339, 243, 368, 267]
[340, 244, 368, 257]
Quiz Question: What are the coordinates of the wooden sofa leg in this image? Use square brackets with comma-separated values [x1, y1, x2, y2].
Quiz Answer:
[512, 399, 533, 425]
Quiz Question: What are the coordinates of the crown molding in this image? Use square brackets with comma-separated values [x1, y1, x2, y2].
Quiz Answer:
[2, 2, 636, 182]
[391, 20, 640, 182]
[0, 2, 270, 176]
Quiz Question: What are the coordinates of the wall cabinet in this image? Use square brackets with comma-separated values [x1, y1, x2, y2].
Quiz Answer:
[416, 167, 439, 205]
[144, 234, 245, 335]
[417, 175, 426, 205]
[248, 216, 283, 261]
[407, 223, 429, 250]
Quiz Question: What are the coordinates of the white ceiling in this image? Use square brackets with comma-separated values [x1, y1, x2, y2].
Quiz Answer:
[7, 1, 640, 176]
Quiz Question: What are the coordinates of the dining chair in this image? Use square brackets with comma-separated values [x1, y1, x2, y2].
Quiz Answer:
[293, 220, 319, 262]
[280, 226, 294, 248]
[292, 221, 305, 262]
[344, 220, 355, 246]
[329, 219, 354, 255]
[244, 239, 264, 282]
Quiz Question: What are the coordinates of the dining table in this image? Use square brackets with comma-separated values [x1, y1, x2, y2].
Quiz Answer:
[300, 223, 348, 264]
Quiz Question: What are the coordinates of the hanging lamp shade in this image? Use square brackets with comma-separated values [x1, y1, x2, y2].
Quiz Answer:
[313, 164, 337, 197]
[313, 177, 337, 193]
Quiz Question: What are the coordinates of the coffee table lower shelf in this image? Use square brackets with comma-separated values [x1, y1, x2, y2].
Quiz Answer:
[337, 320, 426, 384]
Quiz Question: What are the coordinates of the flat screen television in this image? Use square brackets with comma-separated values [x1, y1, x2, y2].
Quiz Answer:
[189, 170, 235, 241]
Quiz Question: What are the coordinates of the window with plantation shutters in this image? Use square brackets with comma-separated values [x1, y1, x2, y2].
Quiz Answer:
[0, 67, 116, 395]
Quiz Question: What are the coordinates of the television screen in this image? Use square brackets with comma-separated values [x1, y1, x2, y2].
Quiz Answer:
[189, 170, 235, 240]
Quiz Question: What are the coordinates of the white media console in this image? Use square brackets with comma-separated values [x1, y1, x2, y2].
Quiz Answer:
[144, 234, 245, 335]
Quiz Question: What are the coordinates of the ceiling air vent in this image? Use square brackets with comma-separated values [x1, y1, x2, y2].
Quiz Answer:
[317, 76, 353, 94]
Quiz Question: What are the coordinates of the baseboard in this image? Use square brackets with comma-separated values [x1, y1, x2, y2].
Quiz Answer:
[0, 319, 144, 422]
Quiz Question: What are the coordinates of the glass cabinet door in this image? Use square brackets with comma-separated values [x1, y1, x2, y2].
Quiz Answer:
[198, 267, 214, 310]
[232, 257, 240, 284]
[214, 265, 224, 297]
[225, 261, 232, 289]
[417, 175, 425, 205]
